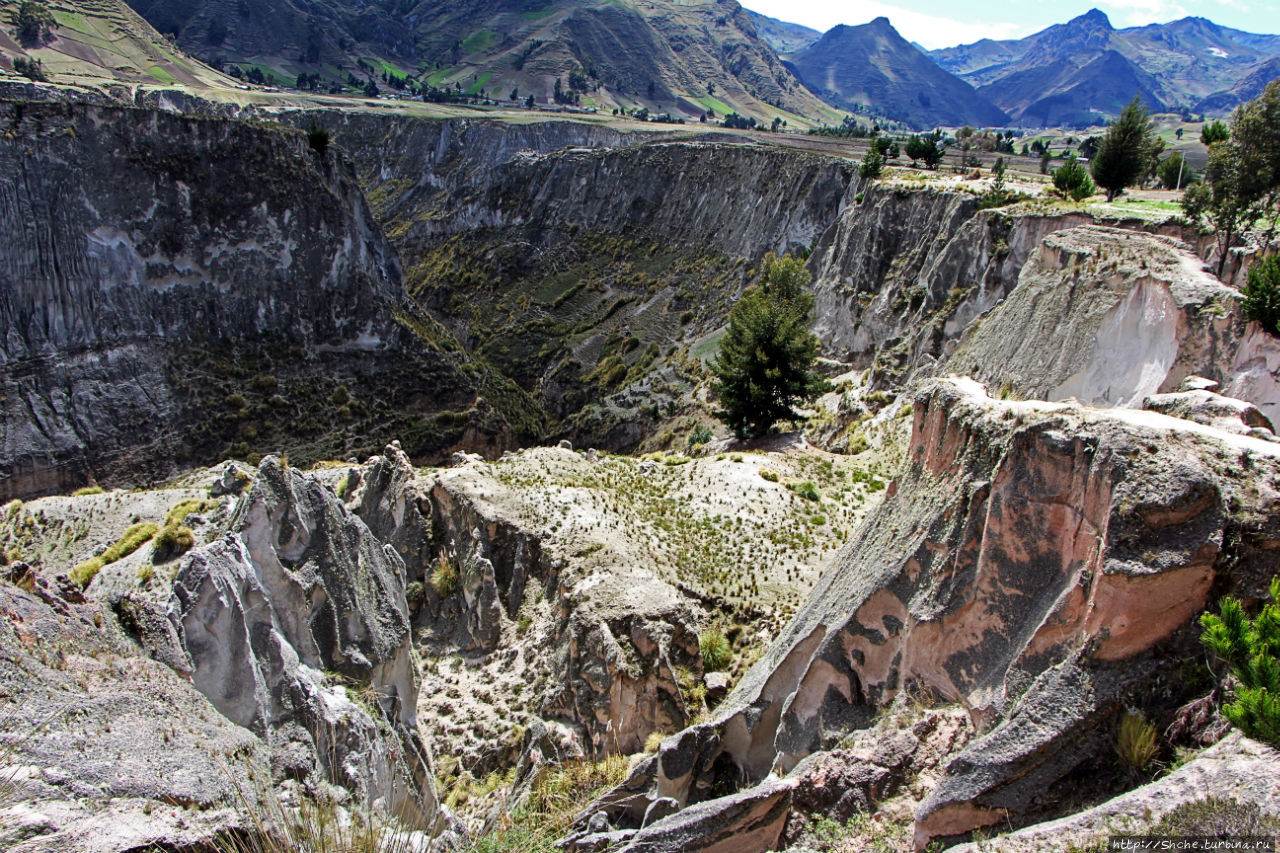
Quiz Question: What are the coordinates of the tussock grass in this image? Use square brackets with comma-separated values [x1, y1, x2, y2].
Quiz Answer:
[70, 522, 159, 587]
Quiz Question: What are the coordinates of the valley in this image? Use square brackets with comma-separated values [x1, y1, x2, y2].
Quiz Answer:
[1, 0, 1280, 851]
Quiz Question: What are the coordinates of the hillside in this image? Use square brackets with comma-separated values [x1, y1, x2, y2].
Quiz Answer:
[787, 17, 1007, 130]
[932, 8, 1280, 123]
[744, 8, 819, 55]
[122, 0, 833, 122]
[0, 0, 232, 90]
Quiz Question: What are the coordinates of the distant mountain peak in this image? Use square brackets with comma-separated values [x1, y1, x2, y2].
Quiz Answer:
[1074, 8, 1113, 28]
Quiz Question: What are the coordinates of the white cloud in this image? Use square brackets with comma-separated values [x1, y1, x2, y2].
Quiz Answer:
[739, 0, 1036, 49]
[1100, 0, 1190, 26]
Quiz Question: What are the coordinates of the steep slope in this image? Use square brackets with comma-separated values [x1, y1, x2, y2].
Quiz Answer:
[0, 0, 233, 90]
[1197, 55, 1280, 115]
[743, 9, 819, 55]
[124, 0, 830, 121]
[1011, 49, 1168, 128]
[0, 99, 541, 501]
[787, 17, 1007, 129]
[934, 8, 1280, 122]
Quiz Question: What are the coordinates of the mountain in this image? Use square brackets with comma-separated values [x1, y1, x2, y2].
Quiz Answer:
[0, 0, 232, 90]
[743, 9, 820, 54]
[1197, 55, 1280, 114]
[123, 0, 831, 121]
[787, 17, 1007, 130]
[932, 8, 1280, 123]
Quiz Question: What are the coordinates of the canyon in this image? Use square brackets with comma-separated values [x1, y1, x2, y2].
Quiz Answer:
[1, 83, 1279, 853]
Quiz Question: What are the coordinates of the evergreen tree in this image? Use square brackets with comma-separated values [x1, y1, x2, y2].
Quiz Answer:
[1201, 575, 1280, 747]
[1201, 119, 1230, 146]
[1091, 96, 1159, 201]
[904, 133, 944, 169]
[1053, 154, 1096, 201]
[711, 255, 828, 438]
[859, 147, 883, 179]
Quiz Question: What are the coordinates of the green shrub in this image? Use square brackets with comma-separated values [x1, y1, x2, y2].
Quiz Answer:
[431, 554, 459, 597]
[1241, 255, 1280, 337]
[72, 486, 104, 497]
[687, 425, 713, 448]
[166, 499, 213, 526]
[70, 522, 159, 587]
[759, 469, 779, 482]
[788, 480, 821, 502]
[153, 523, 195, 562]
[406, 581, 426, 610]
[699, 628, 732, 672]
[307, 123, 329, 155]
[1200, 575, 1280, 746]
[1053, 154, 1097, 201]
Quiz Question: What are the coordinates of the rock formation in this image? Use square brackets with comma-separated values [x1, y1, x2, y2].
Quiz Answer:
[945, 225, 1280, 425]
[0, 99, 533, 501]
[574, 376, 1280, 847]
[170, 456, 435, 826]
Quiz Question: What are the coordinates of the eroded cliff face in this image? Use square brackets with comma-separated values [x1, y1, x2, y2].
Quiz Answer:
[0, 100, 536, 501]
[278, 112, 856, 450]
[575, 377, 1280, 849]
[945, 225, 1280, 426]
[808, 185, 1090, 386]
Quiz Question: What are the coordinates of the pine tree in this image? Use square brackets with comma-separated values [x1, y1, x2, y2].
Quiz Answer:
[1091, 96, 1159, 201]
[1201, 575, 1280, 747]
[711, 255, 829, 438]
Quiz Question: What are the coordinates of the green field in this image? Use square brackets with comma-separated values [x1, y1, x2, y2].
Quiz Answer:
[465, 71, 493, 95]
[461, 29, 498, 55]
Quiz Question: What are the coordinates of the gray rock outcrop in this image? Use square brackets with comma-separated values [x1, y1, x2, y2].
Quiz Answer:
[0, 563, 268, 852]
[945, 225, 1280, 425]
[0, 99, 524, 502]
[170, 455, 436, 827]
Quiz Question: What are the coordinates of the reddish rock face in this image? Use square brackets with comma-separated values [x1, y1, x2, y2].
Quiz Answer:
[582, 377, 1280, 847]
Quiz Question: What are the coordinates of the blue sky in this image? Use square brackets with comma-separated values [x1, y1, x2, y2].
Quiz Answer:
[738, 0, 1276, 50]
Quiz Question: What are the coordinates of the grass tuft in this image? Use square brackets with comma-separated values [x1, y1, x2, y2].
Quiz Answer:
[70, 522, 159, 587]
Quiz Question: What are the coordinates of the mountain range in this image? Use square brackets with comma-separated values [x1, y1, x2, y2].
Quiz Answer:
[930, 9, 1280, 125]
[9, 0, 1277, 130]
[123, 0, 832, 121]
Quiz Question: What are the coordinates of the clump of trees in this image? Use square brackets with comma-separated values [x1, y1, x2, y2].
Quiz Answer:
[1182, 81, 1280, 275]
[1090, 96, 1161, 201]
[11, 0, 54, 47]
[711, 254, 829, 438]
[904, 132, 945, 169]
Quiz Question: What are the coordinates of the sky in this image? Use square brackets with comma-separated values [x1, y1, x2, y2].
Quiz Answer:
[737, 0, 1277, 50]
